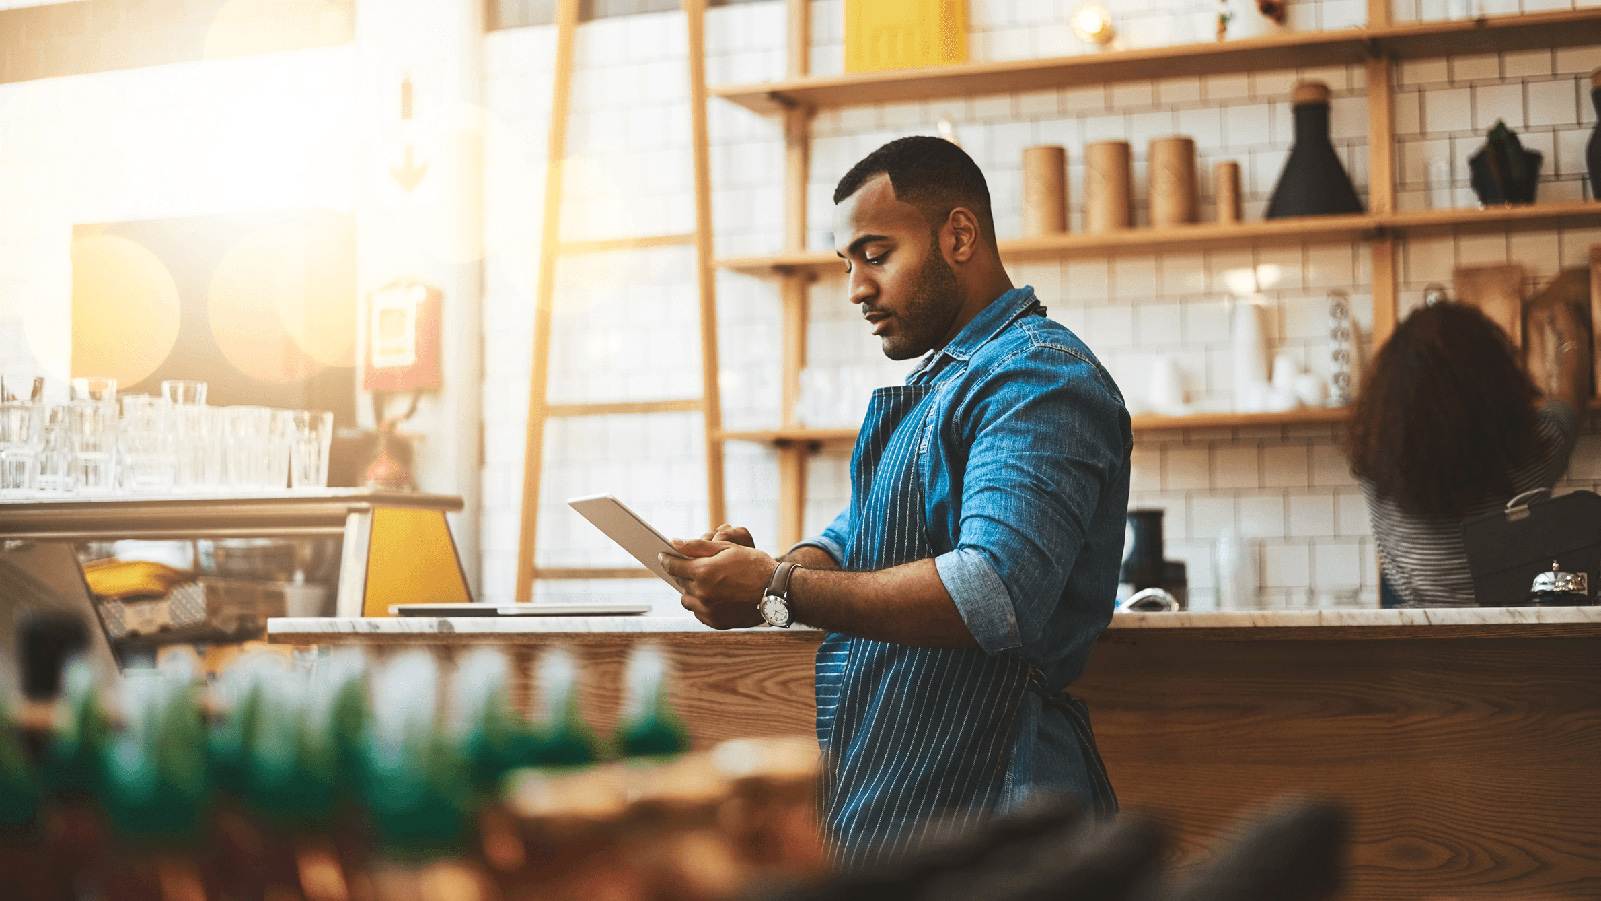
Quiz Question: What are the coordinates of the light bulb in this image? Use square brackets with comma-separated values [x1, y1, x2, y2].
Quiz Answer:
[1071, 3, 1116, 46]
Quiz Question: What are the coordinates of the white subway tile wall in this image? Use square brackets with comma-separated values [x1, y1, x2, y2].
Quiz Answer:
[1394, 47, 1601, 212]
[477, 0, 1601, 609]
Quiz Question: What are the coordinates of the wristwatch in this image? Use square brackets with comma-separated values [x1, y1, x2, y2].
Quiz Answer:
[759, 561, 800, 628]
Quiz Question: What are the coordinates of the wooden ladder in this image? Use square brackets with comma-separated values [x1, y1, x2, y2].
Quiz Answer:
[514, 0, 726, 601]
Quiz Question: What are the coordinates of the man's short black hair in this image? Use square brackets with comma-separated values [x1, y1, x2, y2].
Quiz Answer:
[833, 136, 996, 246]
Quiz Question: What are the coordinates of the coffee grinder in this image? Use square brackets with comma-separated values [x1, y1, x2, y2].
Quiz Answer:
[1120, 509, 1188, 610]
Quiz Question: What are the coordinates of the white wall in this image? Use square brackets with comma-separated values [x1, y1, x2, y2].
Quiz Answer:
[7, 0, 1593, 610]
[0, 45, 358, 380]
[479, 0, 1601, 612]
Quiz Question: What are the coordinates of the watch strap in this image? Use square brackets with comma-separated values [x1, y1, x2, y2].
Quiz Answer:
[767, 561, 799, 599]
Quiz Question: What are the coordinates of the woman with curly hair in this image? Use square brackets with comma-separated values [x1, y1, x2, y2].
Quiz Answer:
[1346, 300, 1584, 607]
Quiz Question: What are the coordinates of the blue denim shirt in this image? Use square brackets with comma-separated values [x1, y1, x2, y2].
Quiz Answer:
[798, 285, 1132, 807]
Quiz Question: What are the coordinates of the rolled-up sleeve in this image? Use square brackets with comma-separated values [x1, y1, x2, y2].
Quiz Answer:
[940, 348, 1125, 656]
[790, 506, 851, 566]
[935, 547, 1020, 652]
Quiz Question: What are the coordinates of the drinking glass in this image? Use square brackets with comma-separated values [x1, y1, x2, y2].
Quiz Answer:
[267, 409, 294, 490]
[174, 403, 220, 491]
[160, 380, 207, 406]
[1, 373, 43, 403]
[69, 400, 118, 494]
[70, 377, 117, 404]
[287, 411, 334, 489]
[223, 406, 275, 490]
[0, 402, 40, 494]
[119, 396, 177, 492]
[36, 402, 75, 493]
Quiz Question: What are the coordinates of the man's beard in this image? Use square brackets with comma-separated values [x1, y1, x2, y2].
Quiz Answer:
[875, 237, 962, 361]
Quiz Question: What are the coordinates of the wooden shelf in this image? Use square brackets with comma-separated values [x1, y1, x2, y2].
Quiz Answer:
[712, 8, 1601, 115]
[720, 213, 1376, 276]
[1130, 406, 1350, 431]
[1382, 200, 1601, 238]
[717, 202, 1601, 277]
[716, 408, 1350, 449]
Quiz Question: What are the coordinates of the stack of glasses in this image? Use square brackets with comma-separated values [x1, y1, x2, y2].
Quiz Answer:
[0, 377, 335, 497]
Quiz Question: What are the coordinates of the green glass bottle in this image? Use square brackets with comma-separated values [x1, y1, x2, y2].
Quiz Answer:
[452, 648, 539, 795]
[101, 667, 208, 846]
[530, 648, 598, 768]
[362, 651, 471, 860]
[612, 644, 689, 760]
[0, 694, 41, 832]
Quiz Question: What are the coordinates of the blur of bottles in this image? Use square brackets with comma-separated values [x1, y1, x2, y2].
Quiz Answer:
[2, 612, 1349, 901]
[0, 615, 824, 901]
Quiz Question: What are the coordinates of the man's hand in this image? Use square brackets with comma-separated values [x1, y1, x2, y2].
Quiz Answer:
[661, 536, 776, 630]
[700, 524, 755, 548]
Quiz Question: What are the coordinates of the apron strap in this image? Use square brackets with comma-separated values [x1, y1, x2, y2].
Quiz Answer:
[1027, 668, 1119, 820]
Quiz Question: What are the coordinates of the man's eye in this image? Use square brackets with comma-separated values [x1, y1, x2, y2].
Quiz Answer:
[865, 252, 886, 265]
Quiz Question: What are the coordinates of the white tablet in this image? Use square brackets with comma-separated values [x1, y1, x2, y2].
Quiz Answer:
[567, 494, 689, 593]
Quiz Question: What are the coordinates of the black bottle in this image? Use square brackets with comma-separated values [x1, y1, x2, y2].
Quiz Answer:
[1587, 68, 1601, 201]
[1266, 81, 1365, 219]
[1121, 509, 1166, 590]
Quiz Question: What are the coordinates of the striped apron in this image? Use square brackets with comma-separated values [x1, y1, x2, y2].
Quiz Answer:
[816, 381, 1117, 870]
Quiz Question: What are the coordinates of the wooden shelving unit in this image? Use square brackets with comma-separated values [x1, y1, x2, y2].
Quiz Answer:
[700, 1, 1601, 548]
[712, 8, 1601, 115]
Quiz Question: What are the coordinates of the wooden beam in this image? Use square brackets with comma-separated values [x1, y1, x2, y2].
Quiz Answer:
[1365, 58, 1395, 217]
[779, 279, 809, 427]
[786, 0, 809, 80]
[777, 444, 807, 551]
[685, 0, 726, 529]
[1371, 237, 1399, 347]
[514, 0, 581, 604]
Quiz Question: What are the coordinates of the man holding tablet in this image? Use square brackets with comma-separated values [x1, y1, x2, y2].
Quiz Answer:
[658, 137, 1131, 869]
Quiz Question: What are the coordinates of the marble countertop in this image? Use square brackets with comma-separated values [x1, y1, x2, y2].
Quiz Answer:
[268, 605, 1601, 639]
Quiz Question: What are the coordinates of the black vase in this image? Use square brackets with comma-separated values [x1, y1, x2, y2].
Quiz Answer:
[1265, 82, 1365, 219]
[1469, 119, 1543, 205]
[1588, 84, 1601, 201]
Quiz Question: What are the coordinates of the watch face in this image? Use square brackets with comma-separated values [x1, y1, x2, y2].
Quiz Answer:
[761, 593, 790, 627]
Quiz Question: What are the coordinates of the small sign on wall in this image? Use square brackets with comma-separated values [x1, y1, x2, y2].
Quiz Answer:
[364, 280, 442, 392]
[845, 0, 968, 74]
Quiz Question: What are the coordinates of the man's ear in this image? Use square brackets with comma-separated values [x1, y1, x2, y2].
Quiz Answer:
[944, 207, 982, 264]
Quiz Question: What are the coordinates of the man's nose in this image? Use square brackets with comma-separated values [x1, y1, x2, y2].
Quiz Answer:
[848, 271, 875, 305]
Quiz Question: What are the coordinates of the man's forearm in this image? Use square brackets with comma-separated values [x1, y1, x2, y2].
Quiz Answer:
[788, 559, 978, 648]
[780, 544, 841, 570]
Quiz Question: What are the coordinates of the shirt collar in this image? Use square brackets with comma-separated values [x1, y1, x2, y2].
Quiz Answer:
[914, 286, 1040, 374]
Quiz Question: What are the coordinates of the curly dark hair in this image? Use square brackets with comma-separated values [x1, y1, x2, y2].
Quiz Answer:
[1346, 302, 1542, 519]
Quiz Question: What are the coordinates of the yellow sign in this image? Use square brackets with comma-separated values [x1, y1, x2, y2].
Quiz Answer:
[845, 0, 968, 74]
[363, 507, 472, 617]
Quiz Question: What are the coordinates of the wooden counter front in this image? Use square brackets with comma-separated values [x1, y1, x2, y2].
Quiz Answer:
[270, 609, 1601, 899]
